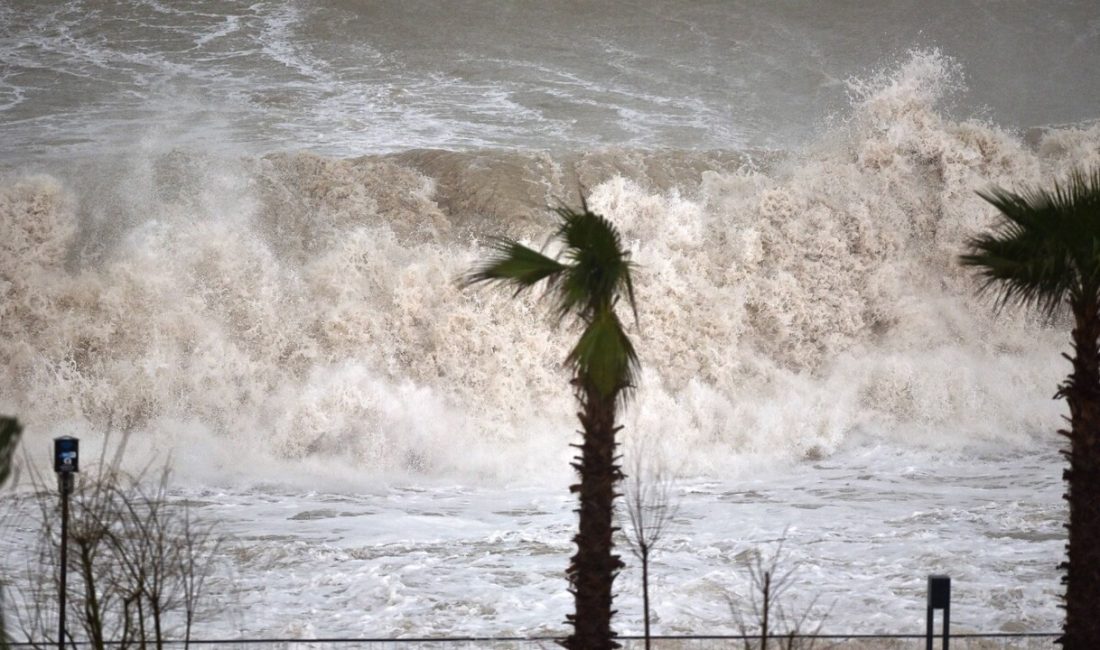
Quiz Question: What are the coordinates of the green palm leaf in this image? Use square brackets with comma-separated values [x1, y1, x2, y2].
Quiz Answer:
[465, 204, 639, 400]
[554, 207, 639, 326]
[961, 169, 1100, 317]
[568, 306, 640, 398]
[464, 238, 567, 295]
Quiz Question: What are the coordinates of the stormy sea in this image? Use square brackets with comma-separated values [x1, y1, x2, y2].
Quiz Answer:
[2, 0, 1099, 641]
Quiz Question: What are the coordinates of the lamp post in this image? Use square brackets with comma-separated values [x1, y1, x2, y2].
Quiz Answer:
[53, 436, 78, 650]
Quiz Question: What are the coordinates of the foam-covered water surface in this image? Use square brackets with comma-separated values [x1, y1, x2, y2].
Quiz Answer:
[0, 444, 1064, 637]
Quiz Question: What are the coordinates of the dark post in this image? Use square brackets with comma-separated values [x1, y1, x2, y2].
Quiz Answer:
[926, 574, 951, 650]
[53, 436, 79, 650]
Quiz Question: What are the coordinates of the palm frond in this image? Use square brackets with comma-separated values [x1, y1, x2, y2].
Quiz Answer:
[567, 307, 640, 399]
[463, 237, 567, 294]
[552, 207, 638, 325]
[464, 202, 641, 403]
[960, 230, 1076, 316]
[961, 168, 1100, 317]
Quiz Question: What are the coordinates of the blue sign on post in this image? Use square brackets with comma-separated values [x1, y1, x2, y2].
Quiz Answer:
[52, 435, 79, 650]
[53, 436, 79, 474]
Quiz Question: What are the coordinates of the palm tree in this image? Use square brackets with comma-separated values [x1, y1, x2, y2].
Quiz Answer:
[960, 169, 1100, 649]
[465, 203, 639, 650]
[1, 416, 23, 650]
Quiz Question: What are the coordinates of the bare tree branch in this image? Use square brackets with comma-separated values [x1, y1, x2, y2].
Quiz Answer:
[726, 533, 835, 650]
[6, 430, 223, 649]
[619, 439, 680, 650]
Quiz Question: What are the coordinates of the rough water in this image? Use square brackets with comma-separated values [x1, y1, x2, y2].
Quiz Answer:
[2, 0, 1099, 640]
[2, 0, 1099, 160]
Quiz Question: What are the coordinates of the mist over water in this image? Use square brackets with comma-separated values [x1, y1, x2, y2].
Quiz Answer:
[1, 0, 1099, 637]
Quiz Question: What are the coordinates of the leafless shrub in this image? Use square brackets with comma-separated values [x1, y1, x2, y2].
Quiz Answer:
[620, 442, 680, 650]
[726, 534, 834, 650]
[9, 433, 221, 649]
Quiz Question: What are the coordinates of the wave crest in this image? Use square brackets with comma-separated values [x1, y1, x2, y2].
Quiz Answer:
[2, 51, 1097, 482]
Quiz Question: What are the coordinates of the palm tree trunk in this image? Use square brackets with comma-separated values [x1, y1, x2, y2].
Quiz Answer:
[1059, 298, 1100, 649]
[562, 386, 624, 650]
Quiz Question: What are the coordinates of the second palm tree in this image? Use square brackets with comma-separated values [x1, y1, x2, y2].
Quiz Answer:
[961, 169, 1100, 649]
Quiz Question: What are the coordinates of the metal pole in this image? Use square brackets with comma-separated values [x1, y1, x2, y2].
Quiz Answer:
[52, 435, 78, 650]
[58, 472, 72, 650]
[943, 598, 950, 650]
[927, 575, 951, 650]
[926, 602, 933, 650]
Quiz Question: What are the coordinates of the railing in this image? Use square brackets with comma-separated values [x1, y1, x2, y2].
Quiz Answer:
[4, 633, 1061, 649]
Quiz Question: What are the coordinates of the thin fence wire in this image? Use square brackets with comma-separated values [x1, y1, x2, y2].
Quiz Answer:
[4, 633, 1062, 649]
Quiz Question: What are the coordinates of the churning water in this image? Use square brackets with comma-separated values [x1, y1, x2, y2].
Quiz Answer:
[2, 0, 1099, 640]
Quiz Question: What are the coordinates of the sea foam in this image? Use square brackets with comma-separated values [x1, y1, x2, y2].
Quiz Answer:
[2, 52, 1097, 485]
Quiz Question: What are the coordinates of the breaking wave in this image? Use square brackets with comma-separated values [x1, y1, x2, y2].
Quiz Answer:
[3, 52, 1098, 483]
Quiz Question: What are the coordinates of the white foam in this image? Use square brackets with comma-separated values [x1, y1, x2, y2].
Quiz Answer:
[0, 52, 1095, 487]
[0, 446, 1063, 636]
